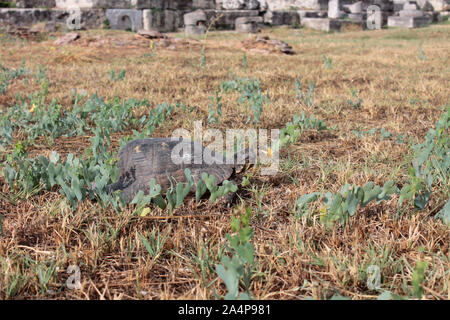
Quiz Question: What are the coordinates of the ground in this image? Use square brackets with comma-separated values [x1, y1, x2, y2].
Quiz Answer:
[0, 23, 449, 300]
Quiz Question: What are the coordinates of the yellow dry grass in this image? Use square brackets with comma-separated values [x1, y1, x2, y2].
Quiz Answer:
[0, 24, 449, 300]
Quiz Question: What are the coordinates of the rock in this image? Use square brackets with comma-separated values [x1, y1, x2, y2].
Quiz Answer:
[235, 16, 263, 33]
[8, 27, 41, 41]
[241, 36, 294, 55]
[53, 32, 79, 45]
[136, 29, 167, 39]
[106, 9, 143, 32]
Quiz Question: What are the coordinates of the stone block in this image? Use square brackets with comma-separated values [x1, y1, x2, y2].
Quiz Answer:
[219, 0, 261, 10]
[297, 9, 327, 18]
[416, 0, 435, 11]
[15, 0, 56, 8]
[387, 15, 431, 27]
[399, 9, 424, 16]
[235, 15, 263, 32]
[403, 1, 419, 10]
[263, 10, 300, 26]
[184, 24, 206, 34]
[143, 9, 177, 32]
[343, 1, 363, 14]
[0, 8, 51, 29]
[267, 0, 328, 11]
[348, 12, 364, 22]
[204, 9, 259, 29]
[52, 8, 106, 29]
[0, 8, 106, 30]
[328, 0, 343, 19]
[106, 9, 142, 31]
[301, 17, 341, 32]
[184, 9, 207, 25]
[362, 0, 394, 12]
[184, 9, 207, 35]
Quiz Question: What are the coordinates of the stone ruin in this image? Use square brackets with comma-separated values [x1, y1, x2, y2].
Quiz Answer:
[0, 0, 448, 34]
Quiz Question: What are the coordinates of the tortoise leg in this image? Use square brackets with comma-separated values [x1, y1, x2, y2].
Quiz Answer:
[224, 179, 238, 208]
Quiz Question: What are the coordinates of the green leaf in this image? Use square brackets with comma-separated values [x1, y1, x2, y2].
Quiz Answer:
[296, 192, 320, 210]
[216, 259, 239, 300]
[148, 179, 162, 198]
[137, 232, 154, 257]
[412, 260, 428, 299]
[71, 176, 82, 201]
[131, 190, 144, 205]
[202, 172, 216, 192]
[347, 191, 359, 216]
[195, 180, 207, 202]
[436, 199, 450, 226]
[236, 242, 254, 265]
[175, 181, 191, 208]
[377, 291, 393, 300]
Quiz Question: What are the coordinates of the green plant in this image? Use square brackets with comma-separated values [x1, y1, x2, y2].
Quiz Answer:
[220, 77, 268, 124]
[322, 54, 333, 70]
[296, 181, 399, 227]
[399, 107, 449, 215]
[411, 260, 428, 299]
[0, 60, 29, 94]
[137, 228, 168, 259]
[216, 206, 255, 300]
[200, 47, 206, 68]
[346, 88, 363, 109]
[36, 262, 56, 294]
[436, 199, 449, 226]
[110, 69, 126, 81]
[418, 44, 426, 61]
[280, 112, 327, 147]
[242, 52, 248, 73]
[295, 78, 315, 107]
[207, 90, 223, 124]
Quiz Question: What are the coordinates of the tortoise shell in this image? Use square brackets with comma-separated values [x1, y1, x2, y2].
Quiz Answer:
[107, 138, 237, 202]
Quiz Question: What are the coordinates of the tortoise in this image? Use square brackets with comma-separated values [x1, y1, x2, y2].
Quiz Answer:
[106, 138, 252, 202]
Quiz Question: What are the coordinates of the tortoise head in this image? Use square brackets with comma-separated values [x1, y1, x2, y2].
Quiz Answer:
[233, 147, 256, 173]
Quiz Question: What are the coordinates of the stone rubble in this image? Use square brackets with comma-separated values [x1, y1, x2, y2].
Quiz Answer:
[53, 31, 79, 45]
[241, 35, 295, 54]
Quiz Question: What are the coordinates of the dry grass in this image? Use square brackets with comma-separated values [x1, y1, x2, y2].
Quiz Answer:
[0, 24, 449, 300]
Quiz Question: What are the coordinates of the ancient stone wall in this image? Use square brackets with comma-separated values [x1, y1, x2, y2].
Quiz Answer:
[0, 0, 448, 32]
